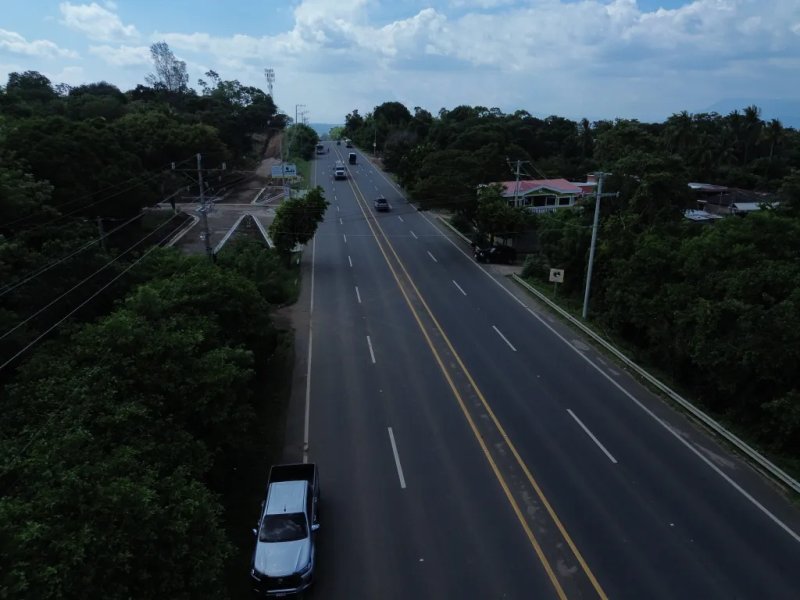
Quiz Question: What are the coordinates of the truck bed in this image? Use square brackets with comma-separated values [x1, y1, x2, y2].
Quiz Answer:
[269, 463, 317, 485]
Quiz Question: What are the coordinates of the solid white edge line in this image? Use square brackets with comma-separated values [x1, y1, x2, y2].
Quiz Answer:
[567, 409, 618, 464]
[355, 286, 361, 304]
[348, 255, 353, 268]
[492, 325, 517, 352]
[427, 250, 438, 263]
[303, 235, 316, 464]
[366, 335, 376, 364]
[368, 153, 800, 544]
[410, 230, 418, 239]
[388, 427, 407, 489]
[452, 280, 467, 296]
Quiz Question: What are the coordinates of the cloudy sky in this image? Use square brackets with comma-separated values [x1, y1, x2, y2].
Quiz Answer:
[2, 0, 799, 124]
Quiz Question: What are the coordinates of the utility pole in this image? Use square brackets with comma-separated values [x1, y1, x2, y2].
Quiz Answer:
[506, 159, 529, 208]
[581, 172, 616, 320]
[291, 104, 305, 160]
[513, 160, 522, 208]
[172, 153, 225, 259]
[264, 68, 274, 98]
[197, 153, 213, 259]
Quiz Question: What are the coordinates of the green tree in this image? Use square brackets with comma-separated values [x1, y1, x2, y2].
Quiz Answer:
[286, 123, 318, 160]
[145, 42, 189, 93]
[269, 186, 328, 257]
[216, 238, 296, 305]
[474, 184, 531, 243]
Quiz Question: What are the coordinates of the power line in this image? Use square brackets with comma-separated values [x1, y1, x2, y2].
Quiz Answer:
[0, 238, 171, 373]
[0, 240, 188, 486]
[0, 155, 196, 232]
[0, 212, 144, 298]
[0, 214, 181, 344]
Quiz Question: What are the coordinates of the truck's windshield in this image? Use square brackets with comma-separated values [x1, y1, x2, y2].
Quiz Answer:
[260, 513, 308, 543]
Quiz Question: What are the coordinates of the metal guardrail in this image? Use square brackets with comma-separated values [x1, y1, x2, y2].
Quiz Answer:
[511, 274, 800, 495]
[435, 213, 800, 494]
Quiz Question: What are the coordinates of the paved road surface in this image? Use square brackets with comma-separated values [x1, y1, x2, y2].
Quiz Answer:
[298, 141, 800, 599]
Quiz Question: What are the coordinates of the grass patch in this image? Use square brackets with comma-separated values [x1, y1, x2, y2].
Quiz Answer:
[289, 156, 312, 189]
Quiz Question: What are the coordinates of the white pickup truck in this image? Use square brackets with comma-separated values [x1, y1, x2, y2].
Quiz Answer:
[250, 464, 320, 596]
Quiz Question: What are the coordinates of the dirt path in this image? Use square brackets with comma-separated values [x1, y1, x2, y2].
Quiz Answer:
[255, 132, 285, 178]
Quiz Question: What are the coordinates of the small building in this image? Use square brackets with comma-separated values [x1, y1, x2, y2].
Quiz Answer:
[683, 209, 724, 223]
[494, 178, 586, 213]
[689, 182, 778, 216]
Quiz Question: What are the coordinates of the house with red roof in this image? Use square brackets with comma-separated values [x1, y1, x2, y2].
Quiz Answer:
[493, 177, 589, 213]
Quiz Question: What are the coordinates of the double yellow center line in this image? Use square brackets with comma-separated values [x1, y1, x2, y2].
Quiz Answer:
[337, 153, 607, 599]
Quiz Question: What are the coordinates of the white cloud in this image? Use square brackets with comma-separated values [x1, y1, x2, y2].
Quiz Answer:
[449, 0, 517, 8]
[89, 44, 150, 66]
[104, 0, 118, 8]
[59, 2, 139, 41]
[52, 65, 85, 84]
[74, 0, 799, 123]
[0, 28, 79, 58]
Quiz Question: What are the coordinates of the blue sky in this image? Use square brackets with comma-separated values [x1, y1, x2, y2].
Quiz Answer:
[2, 1, 799, 125]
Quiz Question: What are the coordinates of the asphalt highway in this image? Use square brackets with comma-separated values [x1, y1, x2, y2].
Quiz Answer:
[302, 142, 800, 599]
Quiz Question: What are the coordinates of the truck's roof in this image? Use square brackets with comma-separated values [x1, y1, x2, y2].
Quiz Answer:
[266, 480, 306, 515]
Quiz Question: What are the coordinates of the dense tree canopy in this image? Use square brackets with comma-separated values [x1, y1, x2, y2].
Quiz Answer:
[1, 50, 294, 597]
[269, 186, 329, 257]
[346, 99, 800, 461]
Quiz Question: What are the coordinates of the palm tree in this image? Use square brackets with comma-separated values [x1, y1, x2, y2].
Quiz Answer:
[761, 118, 784, 161]
[726, 109, 744, 163]
[578, 117, 593, 159]
[742, 104, 763, 164]
[664, 110, 693, 154]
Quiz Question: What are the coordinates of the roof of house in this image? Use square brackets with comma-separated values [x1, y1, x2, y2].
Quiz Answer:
[732, 201, 779, 212]
[689, 182, 729, 193]
[684, 209, 724, 222]
[698, 188, 775, 206]
[497, 179, 584, 197]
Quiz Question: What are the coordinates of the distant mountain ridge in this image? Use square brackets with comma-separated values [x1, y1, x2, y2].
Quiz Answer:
[701, 99, 800, 129]
[307, 123, 342, 137]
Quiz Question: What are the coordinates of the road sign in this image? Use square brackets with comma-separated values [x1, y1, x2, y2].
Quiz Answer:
[549, 268, 564, 283]
[271, 163, 297, 177]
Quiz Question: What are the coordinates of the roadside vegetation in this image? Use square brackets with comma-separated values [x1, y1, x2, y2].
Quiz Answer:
[345, 102, 800, 470]
[0, 42, 325, 598]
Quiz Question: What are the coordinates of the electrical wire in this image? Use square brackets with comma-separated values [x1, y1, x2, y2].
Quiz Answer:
[3, 171, 170, 238]
[0, 212, 144, 298]
[0, 237, 172, 373]
[0, 213, 181, 344]
[0, 240, 189, 489]
[0, 155, 196, 231]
